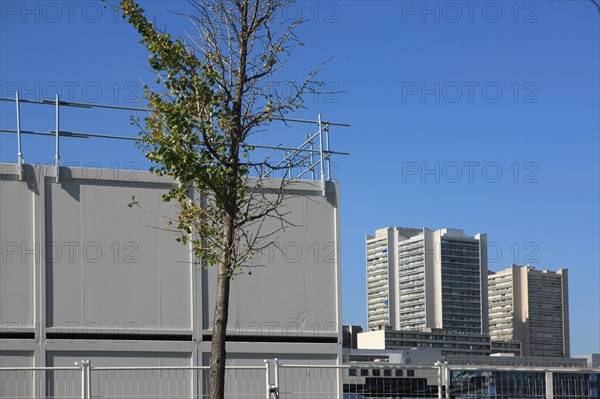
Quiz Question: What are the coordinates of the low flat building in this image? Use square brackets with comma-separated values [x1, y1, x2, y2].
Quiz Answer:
[342, 348, 598, 398]
[357, 328, 492, 357]
[576, 353, 600, 368]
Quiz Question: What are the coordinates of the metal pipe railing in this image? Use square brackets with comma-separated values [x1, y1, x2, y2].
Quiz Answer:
[1, 93, 350, 195]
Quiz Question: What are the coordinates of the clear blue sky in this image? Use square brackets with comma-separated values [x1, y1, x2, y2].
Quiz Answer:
[1, 1, 598, 355]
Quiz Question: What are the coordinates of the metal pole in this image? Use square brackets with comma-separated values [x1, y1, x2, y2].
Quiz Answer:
[55, 94, 60, 183]
[264, 360, 270, 399]
[318, 114, 325, 196]
[15, 91, 23, 181]
[286, 151, 293, 179]
[545, 371, 554, 399]
[75, 361, 85, 399]
[85, 361, 91, 399]
[309, 133, 315, 180]
[436, 362, 443, 399]
[445, 363, 450, 399]
[274, 358, 279, 398]
[325, 125, 331, 180]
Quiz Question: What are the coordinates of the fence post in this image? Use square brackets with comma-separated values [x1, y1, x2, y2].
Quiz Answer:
[75, 360, 90, 399]
[435, 362, 443, 399]
[267, 358, 279, 399]
[264, 360, 270, 399]
[444, 363, 450, 399]
[55, 94, 60, 183]
[545, 371, 554, 399]
[85, 361, 91, 399]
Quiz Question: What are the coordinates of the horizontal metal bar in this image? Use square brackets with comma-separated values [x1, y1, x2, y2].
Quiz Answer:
[0, 129, 89, 138]
[447, 365, 600, 372]
[51, 130, 137, 140]
[279, 363, 440, 369]
[271, 116, 351, 127]
[0, 98, 351, 126]
[277, 364, 350, 369]
[0, 367, 80, 371]
[252, 144, 348, 155]
[0, 97, 145, 111]
[91, 366, 268, 371]
[0, 129, 349, 155]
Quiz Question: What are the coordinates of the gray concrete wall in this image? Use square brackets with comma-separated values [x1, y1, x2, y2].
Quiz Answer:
[0, 163, 342, 369]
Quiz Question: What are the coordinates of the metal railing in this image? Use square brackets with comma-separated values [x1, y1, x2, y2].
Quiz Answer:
[0, 93, 350, 196]
[1, 360, 599, 399]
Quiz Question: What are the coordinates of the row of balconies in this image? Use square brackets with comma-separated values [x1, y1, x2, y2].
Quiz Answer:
[488, 311, 513, 319]
[488, 297, 512, 303]
[367, 292, 388, 300]
[397, 282, 425, 290]
[398, 271, 425, 278]
[366, 263, 388, 271]
[368, 310, 389, 318]
[398, 264, 425, 273]
[367, 276, 388, 285]
[398, 295, 425, 303]
[367, 282, 387, 291]
[398, 242, 424, 251]
[400, 303, 425, 311]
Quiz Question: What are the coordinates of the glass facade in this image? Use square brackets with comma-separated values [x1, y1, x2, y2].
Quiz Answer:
[441, 238, 483, 333]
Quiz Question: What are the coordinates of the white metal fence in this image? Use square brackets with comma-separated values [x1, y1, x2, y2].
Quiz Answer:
[1, 361, 599, 399]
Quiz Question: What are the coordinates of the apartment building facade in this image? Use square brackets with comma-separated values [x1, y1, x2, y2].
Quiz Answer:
[488, 265, 570, 357]
[366, 227, 488, 334]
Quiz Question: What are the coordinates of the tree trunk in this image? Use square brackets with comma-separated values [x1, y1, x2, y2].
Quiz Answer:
[210, 214, 234, 399]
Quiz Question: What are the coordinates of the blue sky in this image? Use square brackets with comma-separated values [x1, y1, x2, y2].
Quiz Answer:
[1, 1, 598, 355]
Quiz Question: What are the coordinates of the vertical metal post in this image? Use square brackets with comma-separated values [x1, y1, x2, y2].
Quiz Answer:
[273, 358, 279, 398]
[308, 133, 315, 180]
[318, 114, 325, 196]
[444, 363, 450, 399]
[55, 94, 60, 183]
[264, 360, 270, 399]
[16, 91, 24, 181]
[325, 124, 331, 180]
[286, 151, 293, 179]
[435, 362, 443, 399]
[85, 361, 91, 399]
[81, 363, 85, 399]
[76, 360, 90, 399]
[545, 371, 554, 399]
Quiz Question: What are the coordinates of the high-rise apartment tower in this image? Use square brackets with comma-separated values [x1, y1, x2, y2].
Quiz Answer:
[488, 265, 569, 357]
[366, 227, 488, 334]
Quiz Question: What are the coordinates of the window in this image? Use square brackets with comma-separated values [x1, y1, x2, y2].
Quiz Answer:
[361, 369, 369, 376]
[349, 368, 357, 377]
[407, 369, 415, 377]
[384, 369, 392, 377]
[395, 369, 403, 377]
[372, 369, 381, 377]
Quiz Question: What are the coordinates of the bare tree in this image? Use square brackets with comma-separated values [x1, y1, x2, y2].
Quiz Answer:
[117, 1, 328, 397]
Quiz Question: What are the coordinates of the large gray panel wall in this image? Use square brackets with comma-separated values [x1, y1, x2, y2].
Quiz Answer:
[0, 163, 342, 367]
[0, 177, 34, 327]
[45, 178, 190, 331]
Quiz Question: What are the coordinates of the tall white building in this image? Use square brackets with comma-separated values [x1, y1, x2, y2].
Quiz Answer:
[366, 227, 488, 334]
[488, 265, 570, 357]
